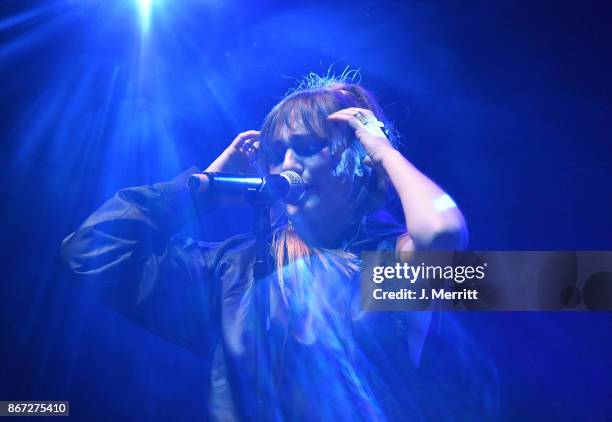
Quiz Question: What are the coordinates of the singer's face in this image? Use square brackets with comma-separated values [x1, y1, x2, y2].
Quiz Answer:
[265, 120, 353, 234]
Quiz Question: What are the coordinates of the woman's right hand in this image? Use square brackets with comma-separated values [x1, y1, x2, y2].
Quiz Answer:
[205, 130, 263, 175]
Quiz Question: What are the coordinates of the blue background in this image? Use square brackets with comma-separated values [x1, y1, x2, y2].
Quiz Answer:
[1, 0, 611, 420]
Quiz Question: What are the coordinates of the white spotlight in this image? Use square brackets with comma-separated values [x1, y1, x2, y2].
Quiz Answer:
[136, 0, 152, 33]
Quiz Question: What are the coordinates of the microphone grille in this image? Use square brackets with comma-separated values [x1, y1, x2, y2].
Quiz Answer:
[279, 171, 305, 204]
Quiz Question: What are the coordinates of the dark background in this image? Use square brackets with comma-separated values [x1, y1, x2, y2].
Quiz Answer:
[1, 0, 611, 420]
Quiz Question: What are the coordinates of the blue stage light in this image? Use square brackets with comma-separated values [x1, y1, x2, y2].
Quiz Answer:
[136, 0, 152, 33]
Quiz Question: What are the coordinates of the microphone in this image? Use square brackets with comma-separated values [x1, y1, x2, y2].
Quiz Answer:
[187, 171, 305, 204]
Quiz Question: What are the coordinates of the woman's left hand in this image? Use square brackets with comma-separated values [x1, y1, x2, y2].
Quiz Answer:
[327, 107, 396, 166]
[330, 109, 468, 250]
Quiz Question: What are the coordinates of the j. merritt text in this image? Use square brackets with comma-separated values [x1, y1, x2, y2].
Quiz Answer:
[373, 288, 479, 301]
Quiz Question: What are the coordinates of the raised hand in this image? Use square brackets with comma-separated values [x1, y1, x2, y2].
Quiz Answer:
[205, 130, 264, 175]
[327, 108, 395, 166]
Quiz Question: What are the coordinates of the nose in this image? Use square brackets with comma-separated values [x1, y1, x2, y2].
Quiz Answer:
[281, 148, 303, 174]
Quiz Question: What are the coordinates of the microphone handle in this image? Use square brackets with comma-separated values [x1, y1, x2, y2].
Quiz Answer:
[187, 172, 265, 193]
[186, 172, 302, 203]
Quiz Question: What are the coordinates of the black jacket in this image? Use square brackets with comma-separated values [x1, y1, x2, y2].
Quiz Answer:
[61, 168, 429, 421]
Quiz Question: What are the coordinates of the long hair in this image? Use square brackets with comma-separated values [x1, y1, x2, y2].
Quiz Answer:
[260, 72, 396, 317]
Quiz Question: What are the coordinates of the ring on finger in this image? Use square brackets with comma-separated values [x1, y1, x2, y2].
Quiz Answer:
[353, 111, 369, 125]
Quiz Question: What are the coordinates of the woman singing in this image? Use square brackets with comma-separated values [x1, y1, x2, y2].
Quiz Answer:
[62, 73, 468, 420]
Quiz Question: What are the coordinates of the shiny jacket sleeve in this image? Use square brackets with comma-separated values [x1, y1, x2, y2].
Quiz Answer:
[61, 167, 221, 357]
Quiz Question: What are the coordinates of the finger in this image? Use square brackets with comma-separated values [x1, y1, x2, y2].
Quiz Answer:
[329, 107, 376, 119]
[234, 131, 260, 149]
[241, 141, 258, 157]
[329, 109, 386, 137]
[241, 137, 261, 152]
[231, 130, 261, 148]
[328, 111, 372, 132]
[327, 111, 361, 130]
[240, 138, 262, 168]
[328, 108, 376, 125]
